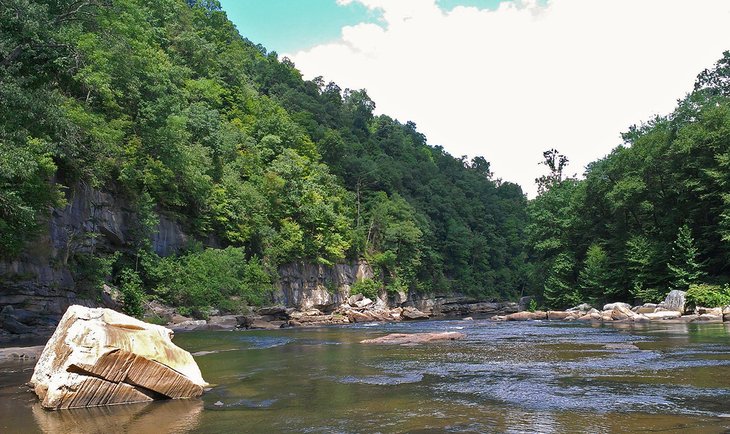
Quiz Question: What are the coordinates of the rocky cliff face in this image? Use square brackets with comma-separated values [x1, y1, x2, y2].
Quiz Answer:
[274, 261, 374, 311]
[0, 184, 189, 338]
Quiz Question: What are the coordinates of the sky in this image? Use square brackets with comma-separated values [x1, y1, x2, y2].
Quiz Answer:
[219, 0, 730, 197]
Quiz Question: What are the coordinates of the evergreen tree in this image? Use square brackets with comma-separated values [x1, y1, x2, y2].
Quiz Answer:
[578, 243, 612, 305]
[543, 252, 580, 309]
[667, 224, 704, 291]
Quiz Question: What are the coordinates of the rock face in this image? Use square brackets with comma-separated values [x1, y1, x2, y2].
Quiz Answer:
[30, 305, 207, 410]
[273, 261, 374, 311]
[360, 332, 465, 345]
[663, 290, 687, 314]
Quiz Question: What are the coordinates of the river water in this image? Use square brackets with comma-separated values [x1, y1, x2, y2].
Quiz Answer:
[2, 319, 730, 433]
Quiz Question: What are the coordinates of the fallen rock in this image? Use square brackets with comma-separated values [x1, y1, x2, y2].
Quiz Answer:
[567, 303, 593, 314]
[643, 311, 682, 320]
[248, 319, 278, 330]
[206, 315, 238, 330]
[697, 314, 723, 322]
[634, 303, 658, 314]
[603, 302, 632, 312]
[401, 307, 429, 320]
[610, 305, 636, 321]
[547, 311, 572, 320]
[663, 290, 686, 314]
[360, 332, 465, 345]
[505, 311, 547, 321]
[355, 297, 374, 308]
[29, 305, 207, 410]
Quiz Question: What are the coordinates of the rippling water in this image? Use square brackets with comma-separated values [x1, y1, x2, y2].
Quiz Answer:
[2, 320, 730, 433]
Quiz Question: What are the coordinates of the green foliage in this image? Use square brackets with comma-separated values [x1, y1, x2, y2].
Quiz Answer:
[146, 247, 272, 313]
[543, 252, 581, 309]
[578, 243, 613, 304]
[685, 283, 730, 308]
[528, 298, 538, 312]
[350, 278, 381, 301]
[667, 225, 705, 291]
[118, 268, 145, 318]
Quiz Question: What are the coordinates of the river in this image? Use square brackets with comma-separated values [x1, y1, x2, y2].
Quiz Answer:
[2, 319, 730, 433]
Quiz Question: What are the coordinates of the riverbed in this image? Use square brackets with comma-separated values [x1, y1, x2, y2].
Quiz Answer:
[2, 319, 730, 433]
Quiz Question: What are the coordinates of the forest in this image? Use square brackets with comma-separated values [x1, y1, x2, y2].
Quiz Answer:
[1, 0, 729, 315]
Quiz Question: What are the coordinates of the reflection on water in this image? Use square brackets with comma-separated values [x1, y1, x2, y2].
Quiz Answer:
[1, 321, 730, 433]
[32, 399, 203, 434]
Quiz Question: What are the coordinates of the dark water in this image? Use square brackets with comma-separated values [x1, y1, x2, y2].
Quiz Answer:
[2, 319, 730, 433]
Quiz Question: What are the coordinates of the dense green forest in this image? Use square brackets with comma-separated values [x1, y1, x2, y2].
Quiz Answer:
[0, 0, 528, 315]
[2, 0, 730, 315]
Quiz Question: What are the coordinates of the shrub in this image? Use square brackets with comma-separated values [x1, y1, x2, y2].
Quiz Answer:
[350, 278, 381, 300]
[528, 298, 538, 312]
[146, 247, 273, 313]
[118, 268, 145, 318]
[686, 283, 730, 308]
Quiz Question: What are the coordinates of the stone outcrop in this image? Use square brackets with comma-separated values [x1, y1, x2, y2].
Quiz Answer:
[662, 290, 687, 314]
[30, 305, 207, 410]
[360, 332, 465, 345]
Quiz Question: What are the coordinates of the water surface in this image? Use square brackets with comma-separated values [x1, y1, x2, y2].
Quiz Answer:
[2, 320, 730, 433]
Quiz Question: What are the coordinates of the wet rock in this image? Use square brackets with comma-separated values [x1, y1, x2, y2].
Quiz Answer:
[605, 343, 640, 350]
[360, 332, 465, 345]
[400, 307, 429, 321]
[256, 306, 290, 320]
[30, 305, 207, 409]
[505, 311, 547, 321]
[547, 311, 572, 320]
[603, 302, 632, 312]
[248, 319, 278, 330]
[697, 314, 722, 322]
[206, 315, 238, 330]
[663, 290, 686, 314]
[643, 311, 682, 320]
[724, 306, 730, 322]
[462, 317, 474, 321]
[696, 307, 723, 316]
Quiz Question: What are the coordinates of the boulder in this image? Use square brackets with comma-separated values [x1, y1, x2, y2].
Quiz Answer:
[505, 311, 547, 321]
[643, 311, 682, 320]
[567, 303, 593, 313]
[355, 297, 374, 308]
[610, 305, 636, 321]
[547, 311, 572, 320]
[697, 314, 723, 322]
[248, 319, 278, 330]
[603, 302, 632, 312]
[518, 296, 534, 312]
[206, 315, 238, 330]
[663, 290, 686, 314]
[724, 306, 730, 322]
[347, 294, 364, 306]
[29, 305, 207, 410]
[634, 304, 658, 314]
[401, 307, 429, 320]
[360, 332, 465, 345]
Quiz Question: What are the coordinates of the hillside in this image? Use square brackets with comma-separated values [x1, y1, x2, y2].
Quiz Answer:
[0, 0, 528, 317]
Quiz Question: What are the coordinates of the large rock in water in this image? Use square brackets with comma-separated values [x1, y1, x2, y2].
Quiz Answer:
[663, 290, 687, 314]
[29, 305, 207, 410]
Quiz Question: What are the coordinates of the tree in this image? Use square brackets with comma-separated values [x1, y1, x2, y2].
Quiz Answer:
[543, 252, 580, 309]
[578, 243, 612, 304]
[667, 224, 704, 291]
[535, 149, 569, 194]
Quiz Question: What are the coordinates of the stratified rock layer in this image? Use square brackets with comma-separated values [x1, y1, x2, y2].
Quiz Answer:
[30, 305, 207, 410]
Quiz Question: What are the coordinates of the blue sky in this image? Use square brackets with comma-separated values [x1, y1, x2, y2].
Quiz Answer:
[219, 0, 508, 54]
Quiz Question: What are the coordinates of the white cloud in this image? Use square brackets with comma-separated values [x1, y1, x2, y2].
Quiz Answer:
[287, 0, 730, 197]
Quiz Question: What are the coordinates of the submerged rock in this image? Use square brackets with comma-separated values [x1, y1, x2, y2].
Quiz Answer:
[360, 332, 465, 345]
[29, 305, 207, 410]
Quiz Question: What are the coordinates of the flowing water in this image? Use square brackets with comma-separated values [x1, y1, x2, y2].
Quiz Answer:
[2, 319, 730, 433]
